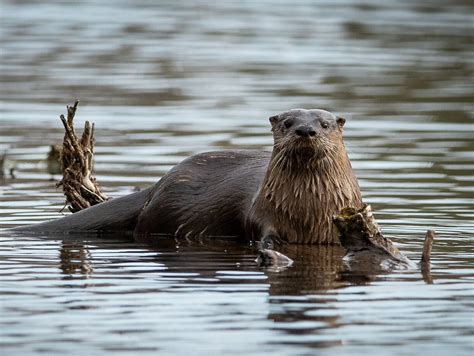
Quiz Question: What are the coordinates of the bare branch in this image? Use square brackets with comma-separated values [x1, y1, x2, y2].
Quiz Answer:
[57, 101, 108, 213]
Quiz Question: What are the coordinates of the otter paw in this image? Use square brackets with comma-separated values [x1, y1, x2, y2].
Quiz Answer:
[260, 235, 275, 250]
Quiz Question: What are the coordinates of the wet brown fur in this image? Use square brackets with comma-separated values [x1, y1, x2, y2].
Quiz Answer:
[249, 109, 362, 244]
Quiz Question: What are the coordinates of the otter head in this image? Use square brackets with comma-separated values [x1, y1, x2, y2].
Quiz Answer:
[269, 109, 346, 162]
[254, 108, 362, 245]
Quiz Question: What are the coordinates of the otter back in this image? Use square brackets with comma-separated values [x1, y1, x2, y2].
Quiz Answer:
[133, 150, 269, 242]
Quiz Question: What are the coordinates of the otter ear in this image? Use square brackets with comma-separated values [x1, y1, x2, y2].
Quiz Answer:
[336, 116, 346, 129]
[269, 115, 280, 126]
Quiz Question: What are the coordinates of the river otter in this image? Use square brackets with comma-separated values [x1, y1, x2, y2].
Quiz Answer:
[14, 109, 362, 245]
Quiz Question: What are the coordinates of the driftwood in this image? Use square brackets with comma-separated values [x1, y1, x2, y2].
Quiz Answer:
[421, 230, 435, 264]
[57, 101, 108, 213]
[333, 204, 434, 270]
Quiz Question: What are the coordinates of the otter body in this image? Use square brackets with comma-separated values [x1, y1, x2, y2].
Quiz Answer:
[135, 150, 269, 241]
[15, 109, 362, 245]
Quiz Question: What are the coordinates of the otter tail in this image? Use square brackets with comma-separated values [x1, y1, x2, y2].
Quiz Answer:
[11, 187, 154, 234]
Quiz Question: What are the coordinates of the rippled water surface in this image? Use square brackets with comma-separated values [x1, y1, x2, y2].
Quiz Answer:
[1, 0, 473, 355]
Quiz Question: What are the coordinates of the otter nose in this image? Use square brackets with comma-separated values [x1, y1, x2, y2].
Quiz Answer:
[295, 126, 316, 138]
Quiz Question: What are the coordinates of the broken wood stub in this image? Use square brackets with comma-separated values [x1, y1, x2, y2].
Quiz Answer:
[333, 204, 415, 267]
[333, 204, 435, 271]
[421, 230, 435, 264]
[57, 101, 108, 213]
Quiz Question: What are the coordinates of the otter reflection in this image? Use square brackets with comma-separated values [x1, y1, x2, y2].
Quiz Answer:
[57, 237, 432, 289]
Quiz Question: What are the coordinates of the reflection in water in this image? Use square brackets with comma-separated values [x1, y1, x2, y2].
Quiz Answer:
[59, 241, 93, 277]
[270, 245, 347, 293]
[56, 231, 436, 294]
[56, 237, 434, 293]
[51, 237, 439, 353]
[57, 240, 350, 291]
[421, 263, 434, 285]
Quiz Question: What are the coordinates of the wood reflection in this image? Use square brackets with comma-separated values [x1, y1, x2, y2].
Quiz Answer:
[59, 241, 93, 277]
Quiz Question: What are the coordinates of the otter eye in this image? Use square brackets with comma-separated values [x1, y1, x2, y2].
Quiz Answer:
[284, 119, 293, 129]
[321, 122, 329, 129]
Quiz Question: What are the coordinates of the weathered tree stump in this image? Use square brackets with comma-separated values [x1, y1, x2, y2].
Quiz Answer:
[333, 204, 434, 270]
[57, 101, 108, 213]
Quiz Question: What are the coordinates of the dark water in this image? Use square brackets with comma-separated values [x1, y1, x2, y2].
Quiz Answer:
[1, 0, 473, 355]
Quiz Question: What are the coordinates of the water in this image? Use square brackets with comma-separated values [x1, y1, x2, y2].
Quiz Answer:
[1, 0, 473, 355]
